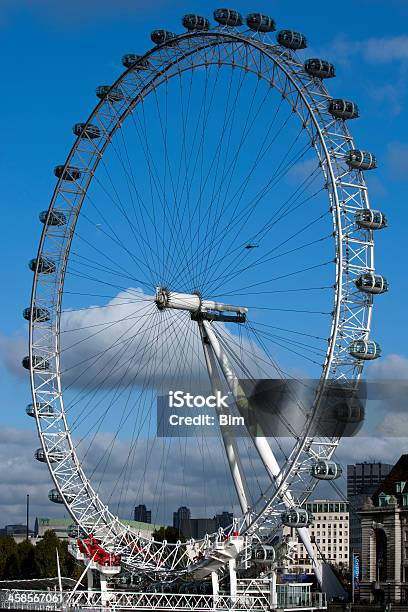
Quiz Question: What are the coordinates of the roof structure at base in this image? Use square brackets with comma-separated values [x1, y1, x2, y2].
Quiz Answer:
[35, 517, 163, 538]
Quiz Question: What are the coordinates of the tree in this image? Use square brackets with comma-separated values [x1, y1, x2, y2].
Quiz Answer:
[17, 539, 37, 579]
[0, 537, 18, 579]
[152, 526, 183, 543]
[34, 530, 67, 578]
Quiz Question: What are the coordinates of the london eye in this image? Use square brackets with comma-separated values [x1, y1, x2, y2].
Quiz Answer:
[24, 8, 387, 587]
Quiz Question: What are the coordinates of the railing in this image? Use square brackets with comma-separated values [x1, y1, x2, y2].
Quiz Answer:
[278, 586, 326, 610]
[0, 588, 327, 611]
[0, 590, 268, 611]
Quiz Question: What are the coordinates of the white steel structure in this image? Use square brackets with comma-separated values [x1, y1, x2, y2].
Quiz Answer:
[0, 585, 327, 611]
[24, 8, 387, 584]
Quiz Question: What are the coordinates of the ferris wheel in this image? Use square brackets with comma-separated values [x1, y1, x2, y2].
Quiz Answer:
[24, 9, 388, 580]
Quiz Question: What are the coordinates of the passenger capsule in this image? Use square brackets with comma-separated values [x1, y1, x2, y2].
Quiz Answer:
[329, 99, 359, 120]
[23, 306, 50, 322]
[28, 257, 56, 274]
[336, 402, 365, 424]
[311, 460, 342, 480]
[26, 403, 55, 418]
[246, 13, 276, 32]
[213, 8, 243, 27]
[251, 544, 275, 563]
[121, 54, 150, 70]
[355, 209, 387, 230]
[54, 165, 81, 181]
[182, 14, 210, 31]
[73, 123, 101, 139]
[346, 150, 377, 171]
[68, 524, 88, 538]
[22, 355, 50, 371]
[304, 58, 335, 79]
[151, 30, 177, 45]
[355, 273, 389, 295]
[26, 404, 35, 417]
[39, 210, 67, 226]
[281, 508, 313, 528]
[35, 448, 65, 463]
[96, 86, 124, 102]
[48, 489, 75, 505]
[277, 30, 307, 50]
[348, 340, 381, 361]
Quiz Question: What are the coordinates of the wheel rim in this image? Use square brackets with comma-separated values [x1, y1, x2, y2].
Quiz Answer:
[28, 27, 377, 574]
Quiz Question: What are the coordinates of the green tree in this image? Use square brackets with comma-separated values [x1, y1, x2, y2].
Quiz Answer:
[0, 537, 18, 579]
[152, 526, 183, 543]
[34, 530, 66, 578]
[33, 530, 82, 579]
[17, 540, 37, 579]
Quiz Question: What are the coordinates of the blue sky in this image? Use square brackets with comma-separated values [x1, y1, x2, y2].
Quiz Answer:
[0, 0, 407, 526]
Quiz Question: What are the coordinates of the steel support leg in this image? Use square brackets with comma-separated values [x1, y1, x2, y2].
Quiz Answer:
[211, 571, 219, 606]
[199, 322, 251, 516]
[229, 559, 237, 602]
[202, 320, 323, 586]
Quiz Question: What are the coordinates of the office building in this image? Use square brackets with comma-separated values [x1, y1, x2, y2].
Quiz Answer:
[284, 500, 349, 574]
[134, 504, 151, 524]
[173, 506, 191, 531]
[347, 461, 392, 563]
[360, 455, 408, 603]
[214, 511, 234, 530]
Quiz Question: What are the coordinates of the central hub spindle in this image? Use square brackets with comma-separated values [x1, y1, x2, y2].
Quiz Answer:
[155, 288, 248, 323]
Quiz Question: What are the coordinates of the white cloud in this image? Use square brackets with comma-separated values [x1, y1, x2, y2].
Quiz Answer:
[0, 0, 185, 27]
[376, 414, 408, 437]
[0, 426, 265, 528]
[319, 34, 408, 67]
[0, 428, 62, 526]
[286, 158, 319, 184]
[0, 333, 27, 380]
[335, 436, 408, 473]
[361, 36, 408, 64]
[368, 353, 408, 379]
[1, 421, 407, 531]
[0, 288, 276, 393]
[386, 141, 408, 179]
[366, 82, 404, 117]
[308, 34, 408, 117]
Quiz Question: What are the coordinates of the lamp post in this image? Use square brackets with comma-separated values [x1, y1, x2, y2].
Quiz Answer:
[26, 494, 29, 540]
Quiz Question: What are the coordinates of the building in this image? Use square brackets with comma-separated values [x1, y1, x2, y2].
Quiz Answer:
[34, 517, 161, 540]
[0, 524, 34, 543]
[134, 504, 151, 524]
[214, 511, 233, 530]
[173, 506, 191, 532]
[347, 461, 392, 564]
[179, 517, 216, 539]
[360, 455, 408, 603]
[173, 507, 234, 538]
[35, 517, 72, 539]
[284, 500, 349, 574]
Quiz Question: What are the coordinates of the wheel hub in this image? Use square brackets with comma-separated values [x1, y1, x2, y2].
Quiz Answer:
[155, 287, 248, 323]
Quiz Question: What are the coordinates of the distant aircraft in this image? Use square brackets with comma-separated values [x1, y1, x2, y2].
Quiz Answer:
[244, 244, 259, 249]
